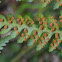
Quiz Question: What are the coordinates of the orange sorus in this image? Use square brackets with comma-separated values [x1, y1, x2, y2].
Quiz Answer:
[32, 21, 34, 24]
[44, 33, 48, 37]
[26, 19, 28, 22]
[40, 25, 44, 30]
[51, 16, 54, 19]
[55, 33, 59, 39]
[24, 38, 27, 41]
[39, 41, 42, 44]
[38, 18, 41, 21]
[17, 31, 19, 34]
[41, 37, 44, 40]
[42, 17, 46, 21]
[53, 20, 57, 23]
[56, 0, 60, 2]
[12, 17, 15, 20]
[41, 45, 44, 48]
[55, 33, 59, 36]
[19, 21, 22, 25]
[46, 38, 49, 40]
[34, 40, 36, 43]
[50, 23, 53, 26]
[46, 1, 50, 4]
[56, 23, 58, 26]
[0, 18, 3, 22]
[44, 22, 47, 25]
[59, 3, 62, 6]
[17, 18, 20, 21]
[59, 16, 62, 18]
[8, 20, 12, 23]
[27, 22, 30, 24]
[37, 36, 39, 39]
[56, 36, 59, 39]
[8, 17, 10, 20]
[51, 43, 53, 46]
[31, 36, 34, 39]
[24, 28, 28, 33]
[27, 35, 30, 38]
[21, 18, 24, 21]
[42, 0, 45, 3]
[34, 31, 37, 35]
[60, 19, 62, 22]
[39, 21, 43, 25]
[53, 40, 57, 43]
[21, 33, 25, 37]
[58, 40, 61, 43]
[14, 26, 18, 31]
[53, 47, 56, 50]
[56, 43, 59, 47]
[4, 25, 8, 29]
[51, 27, 56, 31]
[44, 41, 47, 45]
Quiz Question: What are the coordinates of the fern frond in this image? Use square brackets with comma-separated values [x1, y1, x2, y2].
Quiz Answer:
[0, 13, 62, 53]
[41, 0, 62, 9]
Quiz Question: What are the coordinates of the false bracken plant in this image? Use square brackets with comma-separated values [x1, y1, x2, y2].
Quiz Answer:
[0, 12, 62, 53]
